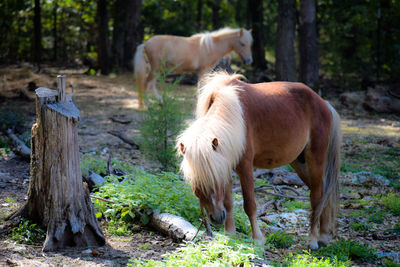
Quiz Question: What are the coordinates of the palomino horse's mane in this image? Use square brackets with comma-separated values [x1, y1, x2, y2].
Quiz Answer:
[192, 28, 253, 53]
[177, 72, 246, 195]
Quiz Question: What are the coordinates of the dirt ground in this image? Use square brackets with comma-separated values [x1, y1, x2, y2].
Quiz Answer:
[0, 65, 399, 266]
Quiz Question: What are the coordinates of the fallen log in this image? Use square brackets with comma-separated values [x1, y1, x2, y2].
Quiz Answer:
[149, 213, 198, 242]
[6, 129, 31, 159]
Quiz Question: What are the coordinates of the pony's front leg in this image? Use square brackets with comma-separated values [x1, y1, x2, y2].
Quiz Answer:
[236, 164, 265, 244]
[223, 178, 235, 234]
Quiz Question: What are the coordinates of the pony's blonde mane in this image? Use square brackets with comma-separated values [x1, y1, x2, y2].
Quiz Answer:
[192, 28, 252, 53]
[177, 71, 246, 196]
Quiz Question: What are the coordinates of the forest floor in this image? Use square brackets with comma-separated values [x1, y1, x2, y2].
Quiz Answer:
[0, 65, 399, 266]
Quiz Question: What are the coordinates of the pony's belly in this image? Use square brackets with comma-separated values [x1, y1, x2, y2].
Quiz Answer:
[253, 155, 291, 169]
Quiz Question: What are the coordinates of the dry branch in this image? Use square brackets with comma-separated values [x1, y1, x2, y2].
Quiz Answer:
[108, 130, 140, 149]
[6, 129, 31, 159]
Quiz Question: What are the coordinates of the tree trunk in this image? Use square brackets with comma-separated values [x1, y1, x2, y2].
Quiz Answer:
[276, 0, 297, 82]
[299, 0, 319, 90]
[112, 0, 126, 70]
[247, 0, 267, 70]
[53, 0, 58, 61]
[22, 76, 105, 251]
[97, 0, 112, 75]
[33, 0, 42, 66]
[123, 0, 142, 71]
[208, 0, 221, 30]
[196, 0, 203, 32]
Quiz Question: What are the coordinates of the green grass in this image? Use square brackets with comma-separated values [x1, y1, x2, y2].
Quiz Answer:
[283, 200, 310, 212]
[128, 233, 263, 267]
[351, 222, 372, 232]
[341, 137, 400, 181]
[379, 193, 400, 216]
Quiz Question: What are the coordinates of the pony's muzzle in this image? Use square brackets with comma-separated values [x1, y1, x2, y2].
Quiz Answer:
[243, 56, 253, 65]
[210, 209, 226, 225]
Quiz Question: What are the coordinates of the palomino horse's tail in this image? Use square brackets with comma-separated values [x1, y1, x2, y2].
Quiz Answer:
[133, 43, 147, 107]
[314, 102, 342, 234]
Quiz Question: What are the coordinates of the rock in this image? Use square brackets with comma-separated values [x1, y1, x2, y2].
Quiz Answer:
[342, 171, 390, 187]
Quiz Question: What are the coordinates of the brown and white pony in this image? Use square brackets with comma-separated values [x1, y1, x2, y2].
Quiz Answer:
[133, 28, 253, 108]
[177, 72, 341, 249]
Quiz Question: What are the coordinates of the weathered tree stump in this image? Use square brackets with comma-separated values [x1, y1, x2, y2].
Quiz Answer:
[20, 76, 105, 251]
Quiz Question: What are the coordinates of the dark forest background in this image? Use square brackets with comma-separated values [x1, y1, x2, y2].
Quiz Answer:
[1, 0, 399, 91]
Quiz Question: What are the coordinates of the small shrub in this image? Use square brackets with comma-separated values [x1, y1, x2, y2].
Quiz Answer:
[10, 218, 45, 245]
[265, 230, 294, 249]
[139, 64, 186, 171]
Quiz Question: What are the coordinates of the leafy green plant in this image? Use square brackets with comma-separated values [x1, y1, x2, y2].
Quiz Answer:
[10, 218, 45, 245]
[139, 63, 186, 171]
[93, 167, 200, 229]
[284, 251, 350, 267]
[314, 239, 378, 263]
[265, 230, 294, 249]
[128, 233, 263, 267]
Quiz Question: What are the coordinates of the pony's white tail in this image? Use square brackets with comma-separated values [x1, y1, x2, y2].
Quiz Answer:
[314, 102, 342, 234]
[133, 43, 147, 107]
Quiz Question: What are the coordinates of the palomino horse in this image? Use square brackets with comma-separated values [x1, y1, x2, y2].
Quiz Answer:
[177, 72, 341, 250]
[133, 28, 253, 108]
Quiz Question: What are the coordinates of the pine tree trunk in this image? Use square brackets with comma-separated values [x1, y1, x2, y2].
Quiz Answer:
[33, 0, 42, 66]
[247, 0, 267, 70]
[24, 76, 105, 251]
[276, 0, 297, 82]
[299, 0, 319, 90]
[123, 0, 142, 71]
[97, 0, 112, 75]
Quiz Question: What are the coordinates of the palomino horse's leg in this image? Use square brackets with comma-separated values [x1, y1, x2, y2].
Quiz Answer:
[146, 72, 162, 101]
[235, 162, 265, 244]
[223, 178, 235, 234]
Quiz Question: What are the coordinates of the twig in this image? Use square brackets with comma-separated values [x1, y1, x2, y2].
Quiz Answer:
[192, 219, 204, 241]
[107, 152, 113, 176]
[258, 199, 275, 217]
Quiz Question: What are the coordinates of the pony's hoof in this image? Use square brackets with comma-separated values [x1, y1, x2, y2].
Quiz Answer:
[308, 240, 319, 251]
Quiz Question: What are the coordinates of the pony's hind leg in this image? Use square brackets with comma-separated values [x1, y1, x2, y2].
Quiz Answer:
[223, 178, 235, 234]
[235, 162, 265, 244]
[146, 72, 162, 101]
[290, 151, 324, 250]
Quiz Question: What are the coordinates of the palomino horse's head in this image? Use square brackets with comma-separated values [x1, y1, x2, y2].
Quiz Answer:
[232, 28, 253, 65]
[178, 137, 228, 225]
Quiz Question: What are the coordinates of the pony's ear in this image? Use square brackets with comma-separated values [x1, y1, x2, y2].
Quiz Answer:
[239, 28, 244, 37]
[179, 142, 185, 155]
[212, 138, 218, 151]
